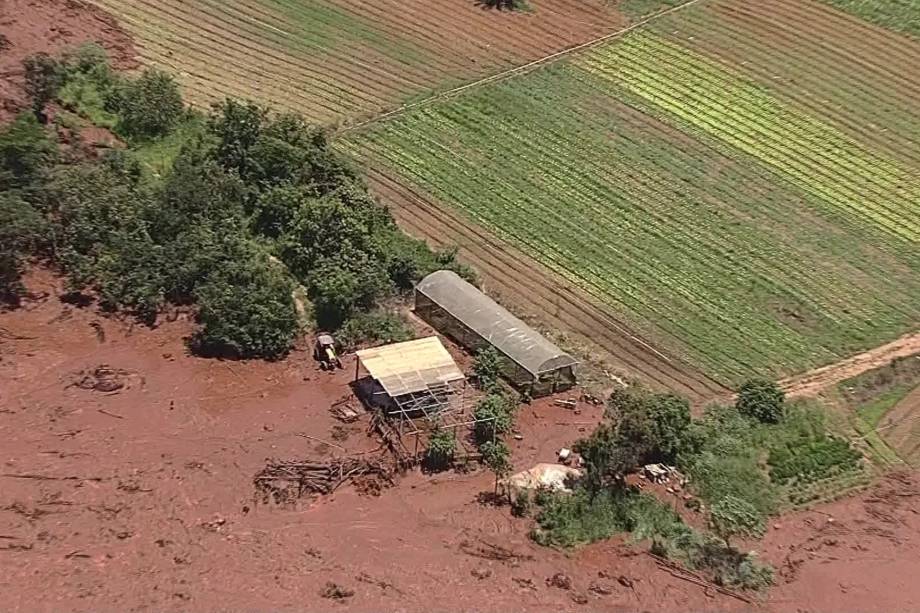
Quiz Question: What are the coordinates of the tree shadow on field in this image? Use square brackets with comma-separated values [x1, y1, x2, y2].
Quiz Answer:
[474, 0, 528, 11]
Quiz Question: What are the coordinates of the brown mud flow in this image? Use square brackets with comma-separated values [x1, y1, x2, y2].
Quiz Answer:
[3, 270, 920, 612]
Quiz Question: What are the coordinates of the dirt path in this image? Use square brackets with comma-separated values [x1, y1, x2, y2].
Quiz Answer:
[780, 330, 920, 397]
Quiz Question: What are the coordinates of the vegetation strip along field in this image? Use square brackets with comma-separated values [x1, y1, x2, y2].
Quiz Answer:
[345, 24, 920, 385]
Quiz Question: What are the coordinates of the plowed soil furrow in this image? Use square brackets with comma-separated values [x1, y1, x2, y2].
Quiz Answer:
[96, 1, 371, 116]
[218, 0, 441, 89]
[365, 167, 729, 402]
[881, 384, 920, 465]
[127, 0, 403, 109]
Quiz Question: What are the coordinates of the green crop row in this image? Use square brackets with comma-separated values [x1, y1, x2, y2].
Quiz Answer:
[346, 50, 920, 383]
[577, 32, 920, 244]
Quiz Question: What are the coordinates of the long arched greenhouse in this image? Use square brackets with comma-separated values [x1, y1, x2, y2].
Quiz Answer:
[414, 270, 577, 397]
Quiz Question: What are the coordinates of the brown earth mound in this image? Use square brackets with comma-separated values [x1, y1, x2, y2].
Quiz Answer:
[0, 0, 137, 123]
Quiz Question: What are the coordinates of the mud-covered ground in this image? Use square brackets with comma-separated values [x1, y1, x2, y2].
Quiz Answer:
[0, 0, 137, 123]
[1, 270, 919, 612]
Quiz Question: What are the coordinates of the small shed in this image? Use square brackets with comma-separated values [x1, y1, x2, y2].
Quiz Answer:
[355, 336, 465, 416]
[415, 270, 577, 396]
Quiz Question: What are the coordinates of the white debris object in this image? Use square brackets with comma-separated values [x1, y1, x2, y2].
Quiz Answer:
[558, 448, 571, 462]
[501, 463, 582, 496]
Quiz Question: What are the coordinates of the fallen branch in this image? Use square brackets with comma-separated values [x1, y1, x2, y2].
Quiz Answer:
[2, 473, 106, 482]
[296, 433, 345, 451]
[98, 409, 124, 420]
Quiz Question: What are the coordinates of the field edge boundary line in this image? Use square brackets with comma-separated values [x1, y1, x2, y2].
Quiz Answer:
[338, 0, 708, 135]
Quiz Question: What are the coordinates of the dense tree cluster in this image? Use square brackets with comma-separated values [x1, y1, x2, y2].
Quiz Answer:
[1, 48, 471, 358]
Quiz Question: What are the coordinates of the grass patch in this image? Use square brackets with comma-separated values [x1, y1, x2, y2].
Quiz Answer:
[681, 401, 866, 510]
[619, 0, 689, 19]
[819, 0, 920, 38]
[57, 73, 119, 130]
[131, 114, 206, 179]
[531, 486, 773, 590]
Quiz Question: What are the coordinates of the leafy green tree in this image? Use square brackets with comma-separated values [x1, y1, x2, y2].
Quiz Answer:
[208, 99, 267, 180]
[107, 68, 184, 138]
[152, 147, 247, 244]
[0, 113, 58, 192]
[574, 423, 641, 492]
[473, 393, 514, 444]
[709, 495, 765, 547]
[611, 388, 692, 464]
[307, 255, 391, 329]
[736, 379, 785, 424]
[192, 253, 298, 359]
[22, 53, 63, 121]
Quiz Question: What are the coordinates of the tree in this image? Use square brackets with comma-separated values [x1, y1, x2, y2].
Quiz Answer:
[480, 440, 512, 494]
[192, 254, 299, 359]
[574, 422, 641, 492]
[22, 53, 63, 121]
[611, 388, 692, 464]
[736, 379, 785, 424]
[208, 99, 267, 180]
[108, 68, 184, 138]
[709, 495, 765, 547]
[307, 255, 391, 329]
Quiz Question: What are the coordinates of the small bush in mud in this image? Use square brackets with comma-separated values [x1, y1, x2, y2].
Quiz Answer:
[424, 427, 456, 472]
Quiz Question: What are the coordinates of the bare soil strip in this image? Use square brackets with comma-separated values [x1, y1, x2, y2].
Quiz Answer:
[781, 330, 920, 397]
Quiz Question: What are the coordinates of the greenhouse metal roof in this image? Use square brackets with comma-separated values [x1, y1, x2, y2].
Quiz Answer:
[356, 336, 465, 398]
[416, 270, 577, 376]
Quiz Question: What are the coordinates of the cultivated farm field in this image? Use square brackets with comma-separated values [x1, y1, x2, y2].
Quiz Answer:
[87, 0, 669, 124]
[346, 0, 920, 385]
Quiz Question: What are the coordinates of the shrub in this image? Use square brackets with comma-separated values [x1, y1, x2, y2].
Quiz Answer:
[0, 112, 58, 192]
[532, 487, 683, 548]
[192, 255, 299, 359]
[23, 53, 63, 120]
[665, 530, 773, 590]
[0, 193, 45, 304]
[736, 379, 785, 423]
[424, 428, 456, 472]
[107, 68, 184, 138]
[709, 495, 765, 547]
[473, 393, 514, 443]
[473, 346, 502, 391]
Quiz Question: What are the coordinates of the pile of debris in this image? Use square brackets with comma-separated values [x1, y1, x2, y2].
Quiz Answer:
[254, 457, 394, 503]
[640, 463, 688, 489]
[69, 365, 137, 393]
